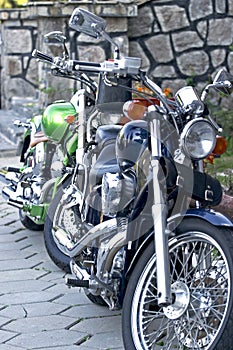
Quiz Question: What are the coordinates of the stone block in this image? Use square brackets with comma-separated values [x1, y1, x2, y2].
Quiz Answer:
[208, 18, 233, 46]
[210, 49, 226, 67]
[106, 17, 127, 33]
[228, 52, 233, 74]
[155, 5, 189, 32]
[7, 77, 35, 101]
[145, 34, 173, 63]
[128, 5, 154, 37]
[172, 31, 203, 53]
[78, 45, 106, 63]
[229, 0, 233, 15]
[189, 0, 213, 21]
[5, 29, 32, 54]
[152, 65, 176, 79]
[176, 50, 209, 76]
[196, 20, 208, 40]
[7, 56, 22, 76]
[216, 0, 227, 13]
[129, 41, 150, 71]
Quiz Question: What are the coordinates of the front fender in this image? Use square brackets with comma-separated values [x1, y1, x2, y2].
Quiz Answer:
[126, 207, 233, 280]
[168, 207, 233, 229]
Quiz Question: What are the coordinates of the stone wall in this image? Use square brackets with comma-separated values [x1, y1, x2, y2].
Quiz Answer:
[0, 1, 138, 109]
[129, 0, 233, 106]
[0, 0, 233, 111]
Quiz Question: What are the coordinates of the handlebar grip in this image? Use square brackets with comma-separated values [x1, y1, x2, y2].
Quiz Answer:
[32, 49, 54, 63]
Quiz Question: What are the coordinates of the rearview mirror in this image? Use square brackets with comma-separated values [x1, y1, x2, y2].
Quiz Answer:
[43, 31, 69, 59]
[213, 68, 233, 95]
[44, 31, 67, 44]
[69, 8, 106, 38]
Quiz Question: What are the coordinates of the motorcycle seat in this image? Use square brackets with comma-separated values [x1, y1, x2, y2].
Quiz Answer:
[94, 125, 122, 152]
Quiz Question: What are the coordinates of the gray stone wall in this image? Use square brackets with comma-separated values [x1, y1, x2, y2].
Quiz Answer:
[0, 1, 137, 109]
[129, 0, 233, 105]
[0, 0, 233, 111]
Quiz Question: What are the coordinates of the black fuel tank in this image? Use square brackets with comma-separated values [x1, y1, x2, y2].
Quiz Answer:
[116, 120, 148, 171]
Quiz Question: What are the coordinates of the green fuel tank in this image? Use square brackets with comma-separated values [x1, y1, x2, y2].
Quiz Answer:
[42, 101, 76, 143]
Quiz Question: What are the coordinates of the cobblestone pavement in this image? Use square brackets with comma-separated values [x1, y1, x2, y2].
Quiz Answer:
[0, 155, 124, 350]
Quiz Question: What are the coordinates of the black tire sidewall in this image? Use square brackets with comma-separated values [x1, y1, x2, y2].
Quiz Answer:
[19, 210, 44, 231]
[122, 218, 233, 350]
[44, 177, 72, 272]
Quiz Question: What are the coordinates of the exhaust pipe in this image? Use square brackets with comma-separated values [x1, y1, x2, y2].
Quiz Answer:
[5, 172, 20, 185]
[2, 186, 24, 209]
[54, 218, 118, 258]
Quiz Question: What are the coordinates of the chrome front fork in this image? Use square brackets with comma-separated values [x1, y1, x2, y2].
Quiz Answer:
[149, 108, 172, 306]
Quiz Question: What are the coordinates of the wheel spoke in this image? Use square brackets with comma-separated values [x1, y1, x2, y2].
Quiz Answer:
[130, 229, 232, 350]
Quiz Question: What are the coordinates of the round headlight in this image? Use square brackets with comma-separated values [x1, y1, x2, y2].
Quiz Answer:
[180, 119, 216, 160]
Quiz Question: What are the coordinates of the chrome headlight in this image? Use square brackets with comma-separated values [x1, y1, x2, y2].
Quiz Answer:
[180, 119, 216, 160]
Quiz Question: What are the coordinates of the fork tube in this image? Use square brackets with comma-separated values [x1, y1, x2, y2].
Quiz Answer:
[149, 111, 172, 306]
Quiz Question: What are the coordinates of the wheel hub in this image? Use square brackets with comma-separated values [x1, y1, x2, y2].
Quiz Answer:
[163, 281, 190, 319]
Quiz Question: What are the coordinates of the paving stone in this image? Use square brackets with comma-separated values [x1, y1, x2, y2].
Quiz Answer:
[6, 329, 86, 348]
[2, 314, 78, 333]
[0, 279, 53, 294]
[82, 331, 124, 349]
[44, 283, 81, 298]
[0, 305, 30, 319]
[0, 233, 22, 242]
[44, 346, 93, 350]
[0, 250, 30, 261]
[70, 315, 122, 334]
[0, 344, 20, 349]
[52, 290, 93, 306]
[0, 290, 63, 305]
[0, 269, 46, 282]
[0, 329, 18, 344]
[0, 259, 44, 271]
[22, 301, 70, 317]
[0, 161, 125, 349]
[61, 303, 120, 319]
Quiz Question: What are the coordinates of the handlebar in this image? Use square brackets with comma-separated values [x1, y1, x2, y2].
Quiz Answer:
[32, 48, 142, 76]
[32, 49, 54, 63]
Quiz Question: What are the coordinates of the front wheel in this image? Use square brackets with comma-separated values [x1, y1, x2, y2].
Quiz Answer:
[122, 218, 233, 350]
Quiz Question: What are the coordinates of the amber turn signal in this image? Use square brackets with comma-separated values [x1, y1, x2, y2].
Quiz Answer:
[65, 115, 76, 124]
[212, 135, 228, 155]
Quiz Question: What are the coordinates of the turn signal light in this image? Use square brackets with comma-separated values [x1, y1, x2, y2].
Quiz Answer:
[123, 100, 147, 120]
[65, 115, 76, 124]
[212, 135, 228, 155]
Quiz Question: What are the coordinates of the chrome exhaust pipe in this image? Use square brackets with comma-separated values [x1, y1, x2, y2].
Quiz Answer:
[54, 218, 118, 258]
[2, 186, 24, 209]
[5, 172, 20, 185]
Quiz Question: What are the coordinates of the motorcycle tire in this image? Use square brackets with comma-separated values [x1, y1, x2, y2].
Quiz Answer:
[19, 210, 44, 231]
[122, 218, 233, 350]
[44, 178, 72, 273]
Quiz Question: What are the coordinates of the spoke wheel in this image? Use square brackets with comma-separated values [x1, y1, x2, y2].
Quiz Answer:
[122, 218, 233, 350]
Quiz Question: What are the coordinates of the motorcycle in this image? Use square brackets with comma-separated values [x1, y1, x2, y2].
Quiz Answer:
[37, 8, 233, 349]
[1, 31, 97, 232]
